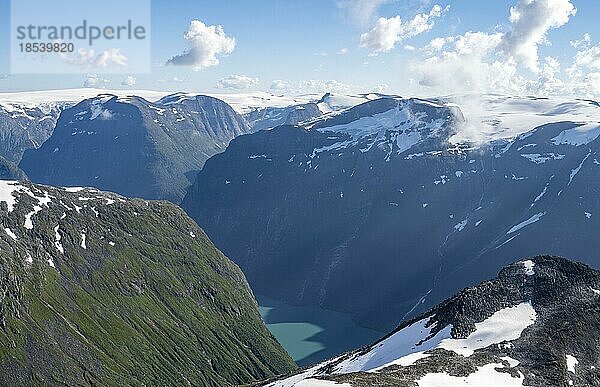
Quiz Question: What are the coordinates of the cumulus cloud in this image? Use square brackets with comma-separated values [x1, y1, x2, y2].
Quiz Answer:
[62, 48, 128, 69]
[527, 56, 564, 95]
[216, 74, 259, 89]
[414, 1, 585, 97]
[566, 39, 600, 98]
[570, 32, 591, 49]
[571, 43, 600, 71]
[416, 32, 506, 91]
[121, 75, 137, 86]
[83, 74, 109, 88]
[167, 20, 236, 70]
[500, 0, 577, 72]
[337, 0, 387, 26]
[422, 36, 453, 53]
[359, 4, 448, 54]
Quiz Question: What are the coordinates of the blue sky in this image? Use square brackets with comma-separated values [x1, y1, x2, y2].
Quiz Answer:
[0, 0, 598, 98]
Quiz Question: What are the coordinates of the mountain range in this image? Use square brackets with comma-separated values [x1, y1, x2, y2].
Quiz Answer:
[0, 87, 599, 385]
[182, 94, 600, 331]
[18, 93, 250, 203]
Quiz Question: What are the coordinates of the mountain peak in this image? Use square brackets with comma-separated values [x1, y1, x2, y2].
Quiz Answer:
[268, 255, 600, 386]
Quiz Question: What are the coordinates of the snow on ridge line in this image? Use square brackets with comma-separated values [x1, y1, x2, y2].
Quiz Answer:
[332, 317, 450, 374]
[437, 302, 537, 357]
[272, 302, 537, 386]
[0, 88, 325, 115]
[446, 94, 599, 144]
[551, 123, 600, 146]
[309, 104, 446, 158]
[293, 381, 350, 387]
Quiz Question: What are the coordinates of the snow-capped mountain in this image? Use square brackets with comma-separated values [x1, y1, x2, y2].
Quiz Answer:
[244, 92, 392, 131]
[182, 95, 600, 332]
[0, 180, 294, 385]
[18, 93, 250, 203]
[0, 101, 65, 163]
[0, 88, 328, 116]
[266, 256, 600, 387]
[245, 102, 323, 132]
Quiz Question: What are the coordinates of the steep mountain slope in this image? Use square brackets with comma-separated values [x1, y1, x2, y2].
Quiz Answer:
[266, 256, 600, 387]
[182, 96, 600, 332]
[0, 156, 27, 181]
[0, 181, 295, 385]
[19, 93, 251, 203]
[0, 101, 65, 163]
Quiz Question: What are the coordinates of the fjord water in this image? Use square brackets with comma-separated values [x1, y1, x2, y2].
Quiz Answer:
[258, 296, 383, 366]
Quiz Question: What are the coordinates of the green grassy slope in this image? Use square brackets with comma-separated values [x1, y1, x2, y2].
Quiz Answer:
[0, 182, 295, 386]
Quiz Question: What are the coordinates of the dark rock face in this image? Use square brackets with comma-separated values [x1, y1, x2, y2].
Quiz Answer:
[0, 181, 294, 386]
[266, 256, 600, 387]
[0, 156, 27, 181]
[245, 103, 323, 131]
[183, 96, 600, 332]
[19, 93, 251, 203]
[0, 103, 64, 162]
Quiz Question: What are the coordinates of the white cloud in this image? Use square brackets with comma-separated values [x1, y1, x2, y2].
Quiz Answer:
[566, 40, 600, 98]
[121, 75, 136, 86]
[62, 48, 128, 69]
[270, 80, 290, 90]
[570, 32, 591, 49]
[422, 36, 454, 53]
[167, 20, 236, 70]
[359, 4, 448, 54]
[500, 0, 577, 72]
[527, 56, 564, 95]
[404, 44, 416, 51]
[412, 1, 590, 98]
[338, 48, 349, 55]
[572, 44, 600, 70]
[337, 0, 387, 26]
[83, 74, 109, 88]
[416, 31, 505, 90]
[216, 74, 259, 89]
[269, 79, 354, 94]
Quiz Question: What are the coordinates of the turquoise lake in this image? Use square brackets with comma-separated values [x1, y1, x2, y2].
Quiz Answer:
[258, 296, 383, 366]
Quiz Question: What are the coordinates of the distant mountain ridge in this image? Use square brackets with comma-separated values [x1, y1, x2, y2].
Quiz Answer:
[182, 95, 600, 332]
[0, 101, 66, 163]
[266, 256, 600, 386]
[19, 93, 251, 202]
